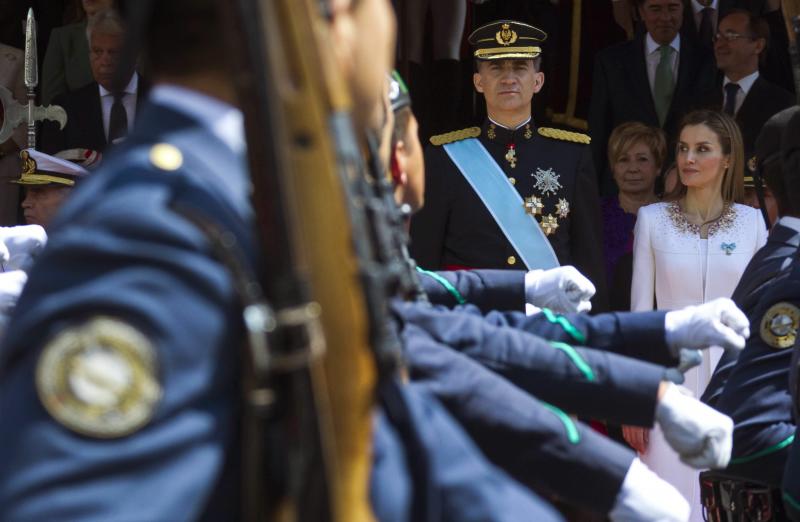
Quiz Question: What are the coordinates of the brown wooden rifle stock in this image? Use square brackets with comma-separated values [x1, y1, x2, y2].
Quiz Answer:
[222, 0, 380, 520]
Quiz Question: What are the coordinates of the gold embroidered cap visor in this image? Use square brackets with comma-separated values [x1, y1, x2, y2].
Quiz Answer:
[10, 148, 88, 186]
[468, 20, 547, 61]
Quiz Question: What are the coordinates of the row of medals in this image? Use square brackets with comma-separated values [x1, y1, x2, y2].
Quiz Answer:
[489, 123, 570, 237]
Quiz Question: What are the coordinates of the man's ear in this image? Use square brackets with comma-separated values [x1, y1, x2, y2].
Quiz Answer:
[391, 140, 409, 187]
[473, 71, 485, 94]
[532, 71, 545, 94]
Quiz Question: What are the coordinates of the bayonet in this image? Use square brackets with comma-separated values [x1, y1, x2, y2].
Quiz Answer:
[0, 8, 67, 148]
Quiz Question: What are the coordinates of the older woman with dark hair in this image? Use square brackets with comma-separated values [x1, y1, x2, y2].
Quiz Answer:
[601, 121, 665, 311]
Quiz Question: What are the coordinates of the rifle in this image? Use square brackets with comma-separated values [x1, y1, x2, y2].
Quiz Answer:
[221, 0, 413, 519]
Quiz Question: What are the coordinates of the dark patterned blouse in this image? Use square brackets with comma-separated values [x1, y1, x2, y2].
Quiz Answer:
[601, 196, 638, 311]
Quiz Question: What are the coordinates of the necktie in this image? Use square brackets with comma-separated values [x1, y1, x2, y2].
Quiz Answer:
[108, 92, 128, 144]
[723, 83, 740, 115]
[698, 7, 714, 49]
[653, 45, 674, 127]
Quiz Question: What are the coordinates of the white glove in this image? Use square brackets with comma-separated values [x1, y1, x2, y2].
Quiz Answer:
[0, 270, 28, 340]
[664, 298, 749, 356]
[524, 266, 595, 314]
[609, 457, 690, 522]
[655, 383, 733, 469]
[0, 225, 47, 272]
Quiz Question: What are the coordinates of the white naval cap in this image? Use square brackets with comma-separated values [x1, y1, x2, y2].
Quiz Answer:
[12, 148, 91, 186]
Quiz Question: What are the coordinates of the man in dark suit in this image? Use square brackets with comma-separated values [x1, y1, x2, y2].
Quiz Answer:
[40, 8, 145, 155]
[683, 0, 795, 93]
[589, 0, 716, 194]
[410, 20, 609, 311]
[695, 10, 793, 162]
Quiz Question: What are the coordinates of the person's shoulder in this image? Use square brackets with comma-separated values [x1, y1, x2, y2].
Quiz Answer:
[428, 126, 482, 147]
[535, 126, 591, 148]
[732, 202, 759, 219]
[638, 201, 670, 219]
[596, 37, 639, 62]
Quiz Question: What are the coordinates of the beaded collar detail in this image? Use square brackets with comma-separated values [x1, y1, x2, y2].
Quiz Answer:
[666, 201, 737, 237]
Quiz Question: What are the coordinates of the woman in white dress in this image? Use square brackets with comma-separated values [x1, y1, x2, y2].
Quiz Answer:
[628, 110, 767, 522]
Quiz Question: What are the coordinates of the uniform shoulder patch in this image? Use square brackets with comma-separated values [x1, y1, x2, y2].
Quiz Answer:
[149, 143, 184, 171]
[759, 302, 800, 349]
[36, 317, 162, 438]
[537, 127, 591, 145]
[429, 126, 481, 146]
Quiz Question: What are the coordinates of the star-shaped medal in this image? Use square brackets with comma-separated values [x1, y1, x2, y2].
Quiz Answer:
[524, 195, 544, 216]
[540, 214, 559, 236]
[532, 167, 562, 196]
[555, 198, 570, 218]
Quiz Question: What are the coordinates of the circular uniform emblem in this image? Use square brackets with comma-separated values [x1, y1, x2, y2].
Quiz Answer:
[759, 302, 800, 349]
[36, 317, 162, 438]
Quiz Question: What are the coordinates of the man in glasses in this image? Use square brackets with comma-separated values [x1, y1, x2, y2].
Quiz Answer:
[696, 9, 793, 163]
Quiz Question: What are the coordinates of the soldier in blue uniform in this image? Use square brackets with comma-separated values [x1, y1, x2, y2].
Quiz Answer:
[699, 107, 800, 521]
[780, 109, 800, 522]
[0, 1, 567, 521]
[409, 20, 608, 311]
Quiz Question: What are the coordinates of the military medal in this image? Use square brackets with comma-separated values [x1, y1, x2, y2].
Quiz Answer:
[720, 242, 736, 255]
[555, 198, 570, 219]
[532, 167, 562, 196]
[540, 214, 559, 236]
[760, 302, 800, 349]
[505, 144, 517, 168]
[524, 195, 543, 216]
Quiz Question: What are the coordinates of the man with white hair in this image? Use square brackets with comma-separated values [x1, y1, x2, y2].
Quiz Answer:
[40, 8, 145, 154]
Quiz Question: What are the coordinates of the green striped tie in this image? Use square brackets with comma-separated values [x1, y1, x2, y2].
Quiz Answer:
[653, 45, 674, 126]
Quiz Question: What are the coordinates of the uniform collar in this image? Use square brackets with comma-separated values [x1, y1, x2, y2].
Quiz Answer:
[482, 117, 534, 144]
[778, 216, 800, 235]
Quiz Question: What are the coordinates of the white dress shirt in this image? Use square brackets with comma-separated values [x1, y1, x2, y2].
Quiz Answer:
[98, 72, 139, 143]
[645, 33, 680, 96]
[692, 0, 719, 34]
[722, 70, 759, 116]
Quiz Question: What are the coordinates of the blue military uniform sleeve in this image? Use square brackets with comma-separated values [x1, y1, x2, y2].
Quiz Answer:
[0, 155, 247, 520]
[713, 267, 800, 487]
[783, 426, 800, 521]
[394, 301, 665, 426]
[418, 268, 525, 312]
[371, 379, 564, 522]
[440, 301, 675, 366]
[398, 319, 635, 515]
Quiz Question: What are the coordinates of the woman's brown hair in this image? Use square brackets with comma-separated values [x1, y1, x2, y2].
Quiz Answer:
[607, 121, 667, 172]
[667, 110, 745, 203]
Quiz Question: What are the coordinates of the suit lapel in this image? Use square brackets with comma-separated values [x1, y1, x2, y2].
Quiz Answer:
[88, 84, 107, 148]
[629, 35, 659, 123]
[736, 76, 764, 126]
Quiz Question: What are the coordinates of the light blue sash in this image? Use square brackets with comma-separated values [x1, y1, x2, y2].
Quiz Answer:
[443, 138, 559, 269]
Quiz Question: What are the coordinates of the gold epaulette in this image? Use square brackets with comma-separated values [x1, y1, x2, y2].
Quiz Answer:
[430, 126, 481, 146]
[537, 127, 591, 145]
